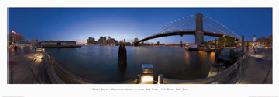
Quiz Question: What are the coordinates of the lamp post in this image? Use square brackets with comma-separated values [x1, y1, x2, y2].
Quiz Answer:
[223, 35, 226, 48]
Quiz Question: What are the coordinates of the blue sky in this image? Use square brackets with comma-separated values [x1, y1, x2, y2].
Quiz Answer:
[9, 8, 272, 43]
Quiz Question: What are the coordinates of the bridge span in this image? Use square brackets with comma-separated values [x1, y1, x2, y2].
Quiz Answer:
[135, 13, 240, 46]
[137, 30, 237, 43]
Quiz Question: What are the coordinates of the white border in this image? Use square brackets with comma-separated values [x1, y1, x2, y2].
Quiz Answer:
[0, 0, 278, 97]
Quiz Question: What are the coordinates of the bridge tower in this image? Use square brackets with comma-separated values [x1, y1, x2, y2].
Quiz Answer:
[195, 13, 204, 46]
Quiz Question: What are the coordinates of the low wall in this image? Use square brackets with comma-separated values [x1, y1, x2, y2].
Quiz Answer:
[163, 51, 250, 84]
[43, 53, 90, 84]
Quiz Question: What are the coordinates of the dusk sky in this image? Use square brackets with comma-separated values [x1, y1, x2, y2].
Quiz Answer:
[9, 8, 272, 43]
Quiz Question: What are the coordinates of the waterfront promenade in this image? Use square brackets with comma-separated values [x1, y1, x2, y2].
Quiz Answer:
[9, 48, 37, 83]
[8, 46, 272, 84]
[9, 46, 53, 83]
[9, 47, 88, 84]
[238, 48, 272, 84]
[163, 48, 272, 84]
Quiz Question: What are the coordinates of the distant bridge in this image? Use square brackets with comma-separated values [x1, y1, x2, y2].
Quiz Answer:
[135, 13, 240, 46]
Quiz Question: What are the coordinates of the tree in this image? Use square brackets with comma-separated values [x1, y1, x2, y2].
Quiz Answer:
[256, 34, 272, 47]
[267, 35, 272, 47]
[9, 31, 25, 45]
[217, 36, 237, 47]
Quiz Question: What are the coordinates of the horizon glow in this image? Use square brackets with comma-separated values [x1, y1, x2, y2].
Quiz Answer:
[9, 8, 272, 44]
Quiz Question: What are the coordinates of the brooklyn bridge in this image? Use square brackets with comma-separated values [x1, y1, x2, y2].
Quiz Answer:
[135, 13, 241, 46]
[8, 11, 272, 84]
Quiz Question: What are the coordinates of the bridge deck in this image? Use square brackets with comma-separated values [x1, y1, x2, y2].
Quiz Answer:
[137, 30, 238, 43]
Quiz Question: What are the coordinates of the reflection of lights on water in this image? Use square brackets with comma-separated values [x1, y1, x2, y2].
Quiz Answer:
[198, 51, 207, 59]
[184, 51, 190, 59]
[210, 52, 215, 63]
[140, 75, 154, 84]
[183, 51, 190, 64]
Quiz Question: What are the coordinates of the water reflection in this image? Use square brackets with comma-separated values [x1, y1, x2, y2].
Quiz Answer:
[210, 52, 215, 63]
[183, 50, 190, 65]
[46, 45, 215, 83]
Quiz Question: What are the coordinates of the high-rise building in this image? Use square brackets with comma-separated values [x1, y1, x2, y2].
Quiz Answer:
[98, 37, 107, 45]
[134, 37, 139, 42]
[107, 37, 117, 45]
[133, 37, 139, 45]
[87, 37, 96, 44]
[157, 41, 160, 45]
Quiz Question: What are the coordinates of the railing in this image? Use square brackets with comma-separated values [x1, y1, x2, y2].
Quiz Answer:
[209, 49, 252, 83]
[43, 53, 65, 83]
[162, 50, 251, 84]
[41, 52, 90, 84]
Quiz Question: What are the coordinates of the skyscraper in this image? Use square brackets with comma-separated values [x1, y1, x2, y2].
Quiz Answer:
[87, 37, 96, 44]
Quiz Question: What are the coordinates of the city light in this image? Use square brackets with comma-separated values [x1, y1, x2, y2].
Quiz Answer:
[36, 48, 45, 52]
[251, 54, 265, 58]
[140, 75, 154, 84]
[8, 8, 273, 85]
[34, 53, 44, 63]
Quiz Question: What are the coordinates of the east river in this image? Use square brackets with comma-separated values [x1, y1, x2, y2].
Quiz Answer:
[46, 45, 215, 83]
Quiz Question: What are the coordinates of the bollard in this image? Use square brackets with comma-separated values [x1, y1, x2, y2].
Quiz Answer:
[137, 74, 141, 84]
[158, 74, 164, 84]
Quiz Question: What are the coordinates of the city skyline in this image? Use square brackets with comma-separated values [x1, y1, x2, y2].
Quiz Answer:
[9, 8, 272, 44]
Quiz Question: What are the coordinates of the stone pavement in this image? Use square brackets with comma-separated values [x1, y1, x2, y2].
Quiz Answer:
[238, 48, 272, 84]
[9, 52, 37, 84]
